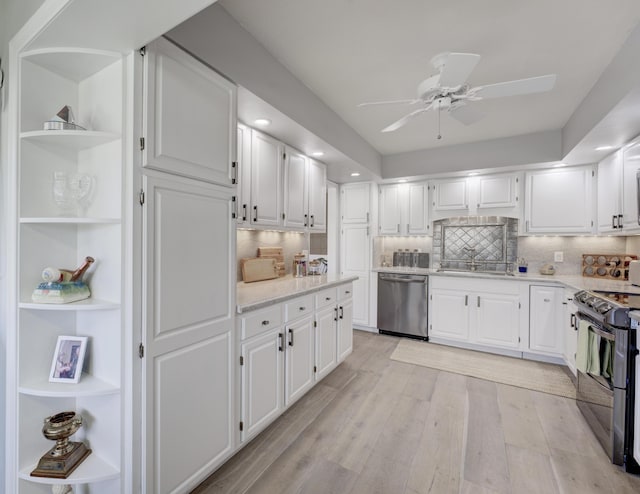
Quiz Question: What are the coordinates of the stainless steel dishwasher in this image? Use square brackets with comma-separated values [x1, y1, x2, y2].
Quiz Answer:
[377, 273, 428, 340]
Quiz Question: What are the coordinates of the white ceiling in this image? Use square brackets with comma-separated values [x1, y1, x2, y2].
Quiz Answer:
[219, 0, 640, 158]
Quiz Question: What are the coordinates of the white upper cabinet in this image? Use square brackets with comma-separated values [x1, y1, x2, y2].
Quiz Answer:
[378, 182, 429, 235]
[477, 174, 518, 209]
[143, 37, 237, 186]
[597, 150, 624, 233]
[378, 184, 403, 234]
[236, 123, 252, 225]
[524, 165, 595, 234]
[433, 178, 468, 211]
[283, 146, 308, 229]
[341, 182, 371, 224]
[308, 159, 327, 231]
[250, 130, 284, 226]
[622, 140, 640, 231]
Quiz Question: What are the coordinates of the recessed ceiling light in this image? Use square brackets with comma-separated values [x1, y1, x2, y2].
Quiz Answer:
[254, 118, 271, 126]
[468, 172, 479, 176]
[398, 179, 408, 183]
[595, 145, 614, 151]
[312, 151, 324, 157]
[350, 172, 360, 177]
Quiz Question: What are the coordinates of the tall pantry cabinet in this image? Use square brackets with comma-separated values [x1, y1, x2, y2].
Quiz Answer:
[140, 37, 237, 493]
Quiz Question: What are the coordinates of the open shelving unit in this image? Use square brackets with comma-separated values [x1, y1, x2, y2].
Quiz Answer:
[8, 43, 127, 493]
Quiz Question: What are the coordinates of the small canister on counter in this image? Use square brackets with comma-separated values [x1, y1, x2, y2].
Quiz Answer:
[293, 253, 307, 277]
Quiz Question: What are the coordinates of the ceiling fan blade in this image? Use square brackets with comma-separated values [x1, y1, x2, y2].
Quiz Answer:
[448, 104, 486, 126]
[437, 52, 481, 88]
[474, 74, 556, 99]
[357, 98, 419, 107]
[381, 107, 429, 132]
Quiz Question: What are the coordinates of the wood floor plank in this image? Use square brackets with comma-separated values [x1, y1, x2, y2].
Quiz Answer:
[402, 364, 439, 402]
[496, 384, 550, 455]
[296, 459, 359, 494]
[405, 372, 467, 494]
[350, 451, 410, 494]
[506, 444, 559, 494]
[549, 447, 620, 494]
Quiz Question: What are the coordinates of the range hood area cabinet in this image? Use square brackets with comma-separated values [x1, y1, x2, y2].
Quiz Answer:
[378, 182, 429, 235]
[597, 140, 640, 234]
[430, 172, 522, 224]
[235, 125, 327, 231]
[524, 165, 595, 234]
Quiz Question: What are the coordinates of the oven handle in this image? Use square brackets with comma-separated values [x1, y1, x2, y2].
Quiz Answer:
[575, 312, 616, 341]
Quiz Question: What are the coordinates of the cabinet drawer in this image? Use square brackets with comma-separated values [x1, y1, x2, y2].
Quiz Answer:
[241, 305, 283, 340]
[284, 295, 314, 322]
[315, 287, 338, 309]
[338, 283, 353, 301]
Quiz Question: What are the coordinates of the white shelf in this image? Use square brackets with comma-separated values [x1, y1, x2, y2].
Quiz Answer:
[20, 217, 120, 224]
[19, 374, 119, 398]
[21, 48, 121, 82]
[19, 453, 120, 485]
[21, 130, 120, 150]
[19, 299, 120, 311]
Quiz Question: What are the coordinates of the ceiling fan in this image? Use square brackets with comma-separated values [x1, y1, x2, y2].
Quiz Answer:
[358, 52, 556, 134]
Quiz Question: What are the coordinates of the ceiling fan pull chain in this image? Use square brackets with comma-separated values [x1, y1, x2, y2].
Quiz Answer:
[437, 98, 442, 140]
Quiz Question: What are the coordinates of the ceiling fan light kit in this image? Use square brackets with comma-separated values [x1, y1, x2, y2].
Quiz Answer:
[359, 52, 556, 137]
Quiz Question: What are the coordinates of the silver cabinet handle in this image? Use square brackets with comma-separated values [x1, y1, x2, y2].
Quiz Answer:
[477, 296, 480, 307]
[544, 298, 550, 302]
[618, 214, 624, 229]
[261, 320, 270, 326]
[397, 224, 400, 233]
[242, 204, 247, 221]
[288, 328, 294, 347]
[612, 215, 617, 229]
[304, 214, 308, 227]
[253, 205, 258, 222]
[339, 306, 344, 319]
[231, 161, 238, 184]
[278, 332, 284, 351]
[465, 295, 468, 306]
[299, 306, 306, 311]
[366, 212, 370, 223]
[310, 215, 315, 227]
[334, 307, 338, 321]
[570, 314, 576, 329]
[345, 290, 350, 294]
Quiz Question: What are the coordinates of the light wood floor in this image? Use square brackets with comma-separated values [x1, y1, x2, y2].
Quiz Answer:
[193, 331, 640, 494]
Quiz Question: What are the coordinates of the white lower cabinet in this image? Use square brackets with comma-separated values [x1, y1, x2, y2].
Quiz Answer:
[563, 289, 579, 376]
[240, 327, 283, 441]
[529, 285, 565, 357]
[429, 277, 527, 353]
[285, 315, 315, 406]
[239, 281, 353, 442]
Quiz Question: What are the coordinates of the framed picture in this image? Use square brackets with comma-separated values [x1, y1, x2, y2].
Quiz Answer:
[49, 336, 88, 384]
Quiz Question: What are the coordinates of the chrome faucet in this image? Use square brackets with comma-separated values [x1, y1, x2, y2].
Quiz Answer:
[463, 247, 479, 271]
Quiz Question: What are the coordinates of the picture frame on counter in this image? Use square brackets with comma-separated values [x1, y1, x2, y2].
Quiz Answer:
[49, 335, 88, 384]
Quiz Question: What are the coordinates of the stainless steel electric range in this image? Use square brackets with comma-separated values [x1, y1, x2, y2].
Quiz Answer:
[573, 289, 639, 472]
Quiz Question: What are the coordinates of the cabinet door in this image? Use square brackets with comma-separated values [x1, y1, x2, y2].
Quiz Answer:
[236, 124, 252, 225]
[283, 147, 308, 228]
[337, 299, 353, 362]
[315, 306, 338, 380]
[341, 225, 370, 272]
[529, 286, 564, 355]
[525, 166, 594, 234]
[379, 184, 402, 234]
[429, 289, 470, 340]
[477, 174, 517, 209]
[597, 150, 623, 233]
[251, 130, 283, 226]
[308, 159, 327, 231]
[143, 37, 236, 186]
[433, 179, 468, 210]
[474, 292, 521, 349]
[564, 293, 579, 376]
[622, 141, 640, 231]
[344, 274, 369, 327]
[407, 182, 429, 234]
[143, 174, 235, 492]
[285, 316, 315, 406]
[341, 183, 370, 223]
[241, 328, 284, 441]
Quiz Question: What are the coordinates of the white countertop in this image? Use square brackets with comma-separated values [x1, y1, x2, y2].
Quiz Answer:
[237, 274, 358, 313]
[373, 267, 640, 294]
